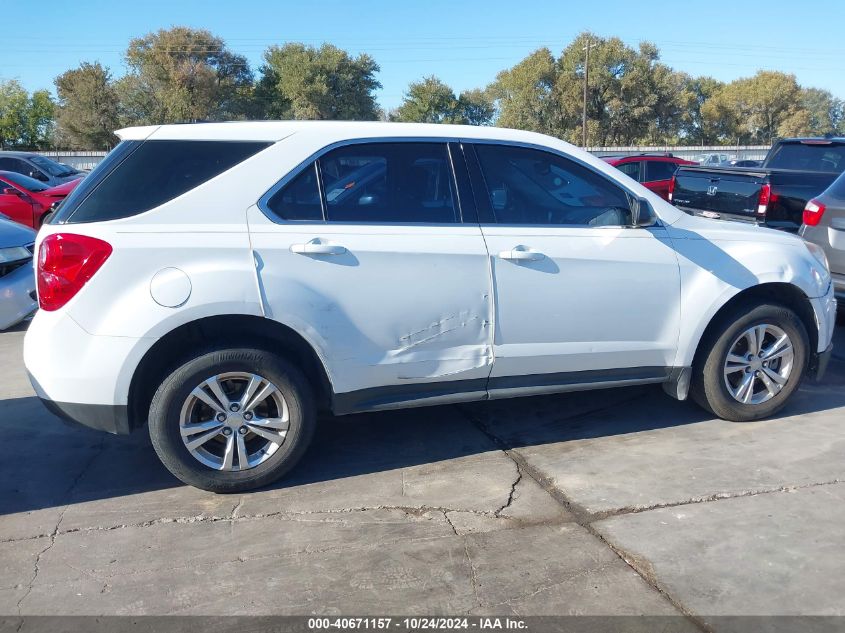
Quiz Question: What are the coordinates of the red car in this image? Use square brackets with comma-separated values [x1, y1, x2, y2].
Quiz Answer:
[601, 154, 696, 201]
[0, 171, 81, 228]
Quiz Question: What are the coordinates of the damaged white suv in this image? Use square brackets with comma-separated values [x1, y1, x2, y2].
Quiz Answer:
[25, 122, 836, 492]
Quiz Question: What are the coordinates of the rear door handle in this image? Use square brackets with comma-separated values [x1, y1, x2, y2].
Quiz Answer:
[498, 246, 545, 262]
[290, 239, 347, 256]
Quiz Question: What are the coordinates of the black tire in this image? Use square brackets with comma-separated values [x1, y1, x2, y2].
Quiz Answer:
[148, 348, 316, 493]
[690, 302, 809, 422]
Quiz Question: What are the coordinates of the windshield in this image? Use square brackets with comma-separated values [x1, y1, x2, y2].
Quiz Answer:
[765, 143, 845, 172]
[29, 155, 77, 177]
[0, 171, 49, 192]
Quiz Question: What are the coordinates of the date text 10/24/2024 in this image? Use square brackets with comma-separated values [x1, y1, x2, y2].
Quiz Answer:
[307, 618, 528, 630]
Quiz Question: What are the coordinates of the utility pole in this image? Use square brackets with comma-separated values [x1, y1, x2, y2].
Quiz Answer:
[582, 38, 591, 148]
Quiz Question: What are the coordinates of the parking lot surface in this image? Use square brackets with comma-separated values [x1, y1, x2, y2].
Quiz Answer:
[1, 322, 843, 628]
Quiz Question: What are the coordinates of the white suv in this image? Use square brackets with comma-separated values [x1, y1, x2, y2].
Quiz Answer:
[24, 122, 836, 492]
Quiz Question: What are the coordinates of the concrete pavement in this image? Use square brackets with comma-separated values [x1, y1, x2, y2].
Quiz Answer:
[1, 321, 843, 627]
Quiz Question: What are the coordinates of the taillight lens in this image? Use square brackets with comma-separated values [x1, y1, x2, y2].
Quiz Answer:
[37, 233, 112, 311]
[803, 198, 827, 226]
[668, 176, 676, 202]
[757, 183, 771, 215]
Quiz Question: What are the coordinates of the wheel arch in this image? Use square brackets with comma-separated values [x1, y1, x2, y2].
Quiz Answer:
[690, 282, 818, 371]
[128, 314, 333, 430]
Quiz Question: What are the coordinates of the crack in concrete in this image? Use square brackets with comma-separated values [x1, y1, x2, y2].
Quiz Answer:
[462, 537, 481, 612]
[455, 405, 709, 633]
[1, 503, 516, 544]
[495, 461, 522, 517]
[15, 436, 106, 615]
[443, 511, 459, 536]
[591, 478, 845, 521]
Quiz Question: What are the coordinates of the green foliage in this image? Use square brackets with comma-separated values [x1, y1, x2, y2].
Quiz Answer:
[118, 27, 253, 124]
[12, 27, 844, 149]
[259, 43, 381, 120]
[0, 80, 54, 149]
[54, 62, 119, 149]
[393, 76, 494, 125]
[487, 48, 559, 135]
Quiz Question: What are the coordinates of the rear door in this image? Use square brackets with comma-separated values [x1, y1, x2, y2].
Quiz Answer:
[247, 141, 493, 410]
[464, 142, 681, 385]
[643, 160, 679, 200]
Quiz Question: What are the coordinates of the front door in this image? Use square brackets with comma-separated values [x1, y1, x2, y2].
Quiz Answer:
[0, 184, 36, 227]
[465, 142, 681, 385]
[247, 141, 493, 410]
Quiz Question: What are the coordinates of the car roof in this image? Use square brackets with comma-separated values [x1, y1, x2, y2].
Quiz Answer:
[602, 154, 689, 164]
[779, 137, 845, 144]
[115, 120, 575, 145]
[0, 151, 37, 158]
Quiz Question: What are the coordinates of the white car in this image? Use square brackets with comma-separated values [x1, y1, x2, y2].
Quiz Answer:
[24, 122, 836, 492]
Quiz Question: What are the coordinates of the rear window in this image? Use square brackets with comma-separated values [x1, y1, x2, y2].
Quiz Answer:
[52, 140, 270, 224]
[765, 143, 845, 173]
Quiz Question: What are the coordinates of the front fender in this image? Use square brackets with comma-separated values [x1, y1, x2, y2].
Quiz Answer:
[672, 234, 830, 368]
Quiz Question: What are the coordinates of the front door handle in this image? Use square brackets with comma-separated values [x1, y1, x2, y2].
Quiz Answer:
[498, 246, 545, 262]
[290, 238, 347, 256]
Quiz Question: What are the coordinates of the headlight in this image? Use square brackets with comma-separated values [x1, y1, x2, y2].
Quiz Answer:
[805, 241, 830, 273]
[0, 246, 31, 264]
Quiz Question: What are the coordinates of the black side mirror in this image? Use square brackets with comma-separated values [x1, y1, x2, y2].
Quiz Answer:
[29, 170, 48, 182]
[631, 198, 658, 227]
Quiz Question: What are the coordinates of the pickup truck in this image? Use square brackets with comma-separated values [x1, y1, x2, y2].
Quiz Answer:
[669, 138, 845, 231]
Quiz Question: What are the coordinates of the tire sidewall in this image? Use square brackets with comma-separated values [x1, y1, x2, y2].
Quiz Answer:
[697, 303, 809, 421]
[148, 348, 315, 492]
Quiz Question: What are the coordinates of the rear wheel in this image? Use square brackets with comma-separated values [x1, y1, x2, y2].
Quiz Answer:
[690, 303, 809, 421]
[148, 348, 315, 492]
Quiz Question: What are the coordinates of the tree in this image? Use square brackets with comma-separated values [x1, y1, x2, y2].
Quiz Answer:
[488, 47, 559, 135]
[555, 34, 678, 146]
[118, 27, 252, 124]
[0, 80, 55, 149]
[457, 88, 495, 126]
[259, 43, 381, 120]
[54, 62, 119, 149]
[704, 71, 803, 144]
[676, 75, 725, 144]
[393, 77, 494, 125]
[799, 88, 843, 136]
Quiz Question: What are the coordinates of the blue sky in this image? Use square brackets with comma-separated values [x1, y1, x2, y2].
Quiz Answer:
[2, 0, 844, 109]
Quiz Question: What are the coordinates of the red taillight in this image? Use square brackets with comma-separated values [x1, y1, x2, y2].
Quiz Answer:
[668, 176, 676, 202]
[803, 198, 827, 226]
[37, 233, 112, 311]
[756, 183, 778, 215]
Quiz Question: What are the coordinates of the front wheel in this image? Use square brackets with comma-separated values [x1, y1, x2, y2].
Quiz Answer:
[148, 348, 316, 492]
[690, 303, 809, 422]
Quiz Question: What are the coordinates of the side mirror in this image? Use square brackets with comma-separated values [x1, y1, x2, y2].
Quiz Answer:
[631, 198, 658, 227]
[1, 187, 20, 197]
[29, 170, 48, 182]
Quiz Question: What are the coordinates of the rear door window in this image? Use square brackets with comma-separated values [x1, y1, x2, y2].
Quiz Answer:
[616, 161, 642, 181]
[265, 163, 323, 221]
[53, 140, 270, 224]
[645, 161, 678, 182]
[320, 143, 458, 223]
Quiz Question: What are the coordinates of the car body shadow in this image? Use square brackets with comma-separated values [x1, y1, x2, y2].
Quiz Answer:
[3, 351, 844, 517]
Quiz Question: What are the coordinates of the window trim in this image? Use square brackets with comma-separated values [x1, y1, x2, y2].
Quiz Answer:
[463, 140, 643, 229]
[258, 137, 470, 226]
